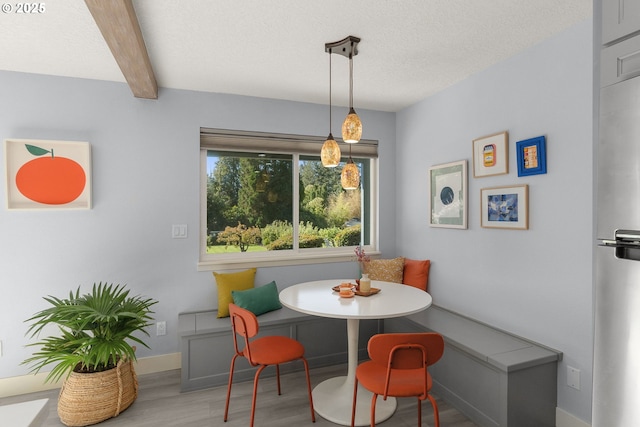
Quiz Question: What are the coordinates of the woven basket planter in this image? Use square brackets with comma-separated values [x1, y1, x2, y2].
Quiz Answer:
[57, 357, 138, 427]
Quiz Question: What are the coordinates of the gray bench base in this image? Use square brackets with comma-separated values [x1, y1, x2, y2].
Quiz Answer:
[178, 307, 381, 393]
[384, 305, 562, 427]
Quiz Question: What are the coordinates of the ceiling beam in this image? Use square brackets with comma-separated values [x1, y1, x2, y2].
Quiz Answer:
[85, 0, 158, 99]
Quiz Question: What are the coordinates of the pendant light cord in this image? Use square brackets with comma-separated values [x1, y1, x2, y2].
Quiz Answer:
[329, 49, 332, 131]
[349, 42, 354, 110]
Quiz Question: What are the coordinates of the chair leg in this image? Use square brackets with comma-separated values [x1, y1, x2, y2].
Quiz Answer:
[370, 393, 378, 427]
[224, 355, 238, 422]
[301, 357, 316, 422]
[427, 394, 440, 427]
[417, 397, 422, 427]
[351, 377, 359, 427]
[250, 365, 267, 427]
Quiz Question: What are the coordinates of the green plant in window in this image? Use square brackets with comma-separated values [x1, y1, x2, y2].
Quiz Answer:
[217, 222, 262, 252]
[334, 225, 362, 247]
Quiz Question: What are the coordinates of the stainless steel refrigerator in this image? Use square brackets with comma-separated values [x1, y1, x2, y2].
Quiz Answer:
[594, 75, 640, 425]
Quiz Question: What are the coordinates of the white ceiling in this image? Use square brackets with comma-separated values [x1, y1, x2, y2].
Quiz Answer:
[0, 1, 592, 112]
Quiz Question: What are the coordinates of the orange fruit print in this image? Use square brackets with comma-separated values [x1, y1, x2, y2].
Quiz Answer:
[15, 144, 86, 205]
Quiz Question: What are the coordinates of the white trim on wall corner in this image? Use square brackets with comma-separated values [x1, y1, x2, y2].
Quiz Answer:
[557, 407, 591, 427]
[0, 352, 181, 398]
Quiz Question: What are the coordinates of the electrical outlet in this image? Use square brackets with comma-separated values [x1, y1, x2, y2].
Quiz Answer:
[156, 321, 166, 336]
[0, 340, 2, 357]
[567, 366, 580, 390]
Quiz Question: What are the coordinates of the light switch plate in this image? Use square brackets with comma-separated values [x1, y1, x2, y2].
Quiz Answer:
[171, 224, 187, 239]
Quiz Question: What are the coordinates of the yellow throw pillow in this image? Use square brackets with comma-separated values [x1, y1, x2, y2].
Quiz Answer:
[366, 257, 405, 283]
[213, 268, 257, 318]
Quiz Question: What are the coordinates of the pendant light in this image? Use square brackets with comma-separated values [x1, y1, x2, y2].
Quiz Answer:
[323, 36, 362, 190]
[341, 145, 360, 190]
[342, 39, 362, 144]
[321, 48, 340, 167]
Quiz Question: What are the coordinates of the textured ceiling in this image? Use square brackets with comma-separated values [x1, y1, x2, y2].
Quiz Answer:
[0, 0, 592, 112]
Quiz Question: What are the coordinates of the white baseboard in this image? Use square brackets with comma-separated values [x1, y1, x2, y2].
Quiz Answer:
[557, 407, 591, 427]
[0, 352, 181, 398]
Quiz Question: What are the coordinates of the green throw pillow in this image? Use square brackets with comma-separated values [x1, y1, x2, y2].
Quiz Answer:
[232, 281, 282, 316]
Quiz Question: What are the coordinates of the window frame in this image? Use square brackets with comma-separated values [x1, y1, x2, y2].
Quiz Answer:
[198, 128, 379, 271]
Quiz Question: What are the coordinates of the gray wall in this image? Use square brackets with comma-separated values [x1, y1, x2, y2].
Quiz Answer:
[0, 71, 396, 376]
[395, 19, 593, 423]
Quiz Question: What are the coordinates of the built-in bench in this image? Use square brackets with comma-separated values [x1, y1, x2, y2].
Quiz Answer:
[178, 306, 381, 392]
[384, 305, 562, 427]
[179, 303, 561, 427]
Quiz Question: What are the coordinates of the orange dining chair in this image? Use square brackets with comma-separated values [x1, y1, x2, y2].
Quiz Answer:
[224, 303, 315, 427]
[351, 332, 445, 427]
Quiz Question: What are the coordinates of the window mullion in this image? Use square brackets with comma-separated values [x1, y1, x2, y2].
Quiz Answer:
[293, 154, 300, 251]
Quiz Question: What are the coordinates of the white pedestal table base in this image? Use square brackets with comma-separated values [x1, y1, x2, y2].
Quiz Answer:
[312, 318, 396, 426]
[312, 376, 396, 426]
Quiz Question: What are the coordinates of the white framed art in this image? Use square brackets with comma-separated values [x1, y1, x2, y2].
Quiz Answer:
[5, 138, 92, 210]
[429, 160, 468, 229]
[480, 185, 529, 230]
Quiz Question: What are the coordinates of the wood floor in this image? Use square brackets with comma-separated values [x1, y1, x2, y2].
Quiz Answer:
[1, 364, 479, 427]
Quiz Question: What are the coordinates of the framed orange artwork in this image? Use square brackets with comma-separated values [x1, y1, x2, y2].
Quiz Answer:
[4, 138, 92, 210]
[472, 131, 508, 178]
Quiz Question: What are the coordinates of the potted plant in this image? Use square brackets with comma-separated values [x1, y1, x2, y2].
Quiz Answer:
[23, 282, 158, 427]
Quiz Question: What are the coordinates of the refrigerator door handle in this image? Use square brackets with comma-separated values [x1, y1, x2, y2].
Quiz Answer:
[598, 230, 640, 261]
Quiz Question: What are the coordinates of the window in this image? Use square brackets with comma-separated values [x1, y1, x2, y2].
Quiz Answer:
[199, 128, 378, 270]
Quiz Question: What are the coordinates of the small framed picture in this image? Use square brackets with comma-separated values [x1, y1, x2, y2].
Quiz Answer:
[4, 139, 92, 210]
[429, 160, 467, 229]
[480, 185, 529, 230]
[472, 131, 508, 178]
[516, 135, 546, 176]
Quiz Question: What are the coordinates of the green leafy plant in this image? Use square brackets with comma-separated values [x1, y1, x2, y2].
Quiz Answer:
[23, 283, 157, 383]
[216, 222, 262, 252]
[334, 224, 362, 246]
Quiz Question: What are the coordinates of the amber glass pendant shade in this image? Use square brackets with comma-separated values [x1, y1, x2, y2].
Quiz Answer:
[342, 108, 362, 143]
[321, 133, 341, 167]
[341, 158, 360, 190]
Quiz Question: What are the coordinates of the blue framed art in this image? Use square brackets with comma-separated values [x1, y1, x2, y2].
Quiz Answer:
[516, 135, 546, 176]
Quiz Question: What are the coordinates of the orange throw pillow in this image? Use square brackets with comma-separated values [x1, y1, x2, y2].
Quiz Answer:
[403, 259, 431, 291]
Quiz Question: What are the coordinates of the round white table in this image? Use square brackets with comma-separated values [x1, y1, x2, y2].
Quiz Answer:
[279, 279, 432, 426]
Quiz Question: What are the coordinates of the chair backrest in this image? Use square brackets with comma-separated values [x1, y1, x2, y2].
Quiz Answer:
[229, 303, 260, 363]
[368, 332, 444, 369]
[229, 303, 260, 338]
